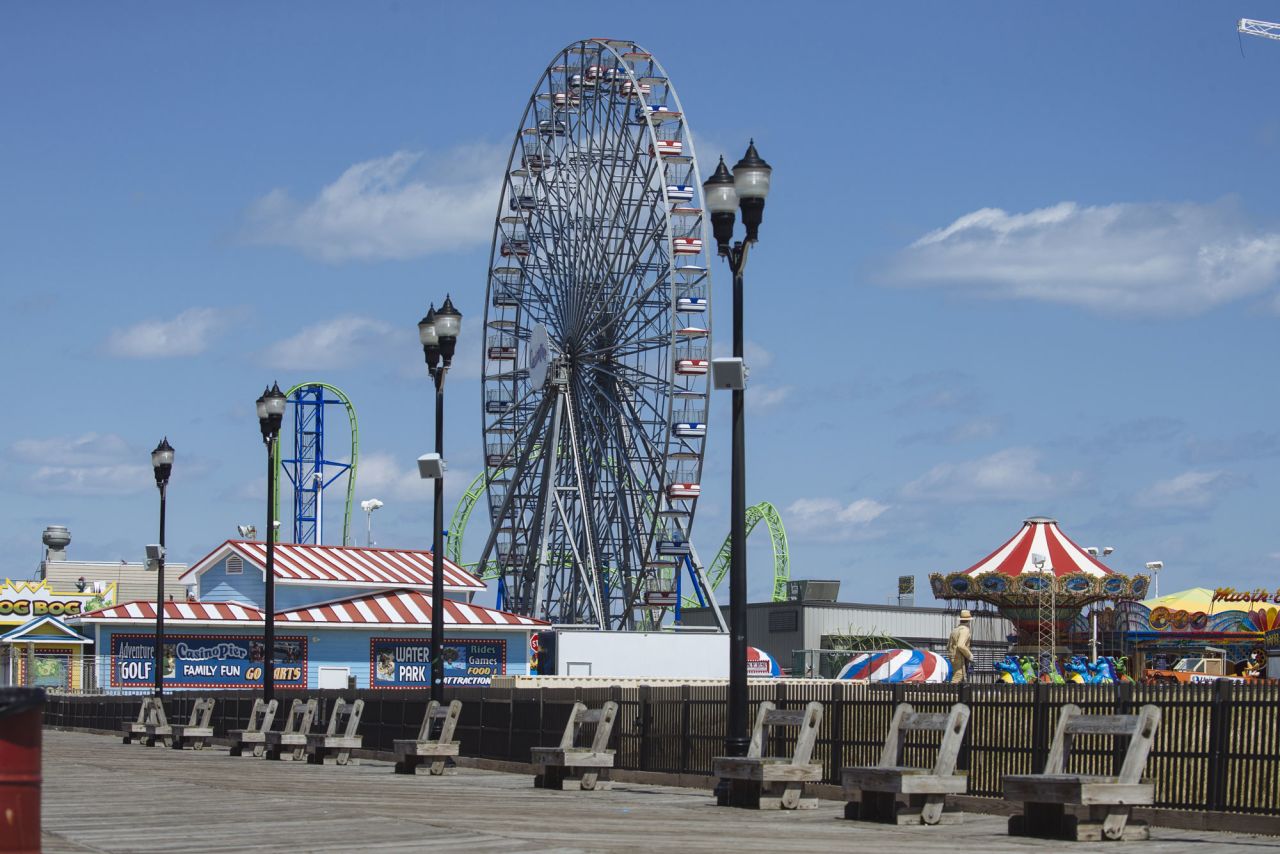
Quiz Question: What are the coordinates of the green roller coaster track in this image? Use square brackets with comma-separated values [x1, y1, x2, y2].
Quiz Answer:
[270, 381, 359, 546]
[446, 469, 790, 605]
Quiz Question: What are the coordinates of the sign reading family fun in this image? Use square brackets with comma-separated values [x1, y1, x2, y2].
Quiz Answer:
[370, 637, 507, 688]
[110, 633, 307, 688]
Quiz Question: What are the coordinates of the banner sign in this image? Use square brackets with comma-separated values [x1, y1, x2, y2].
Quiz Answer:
[0, 579, 116, 626]
[370, 637, 506, 688]
[1212, 587, 1280, 605]
[110, 633, 307, 688]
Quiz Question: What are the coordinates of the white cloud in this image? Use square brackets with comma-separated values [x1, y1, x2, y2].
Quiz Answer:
[784, 497, 889, 540]
[887, 199, 1280, 315]
[105, 307, 231, 358]
[1135, 470, 1234, 509]
[243, 147, 503, 263]
[263, 315, 397, 370]
[11, 433, 151, 496]
[28, 464, 152, 496]
[11, 433, 133, 466]
[902, 447, 1080, 503]
[747, 385, 792, 412]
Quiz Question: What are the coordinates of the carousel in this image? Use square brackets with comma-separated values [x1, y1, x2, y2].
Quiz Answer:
[930, 516, 1149, 653]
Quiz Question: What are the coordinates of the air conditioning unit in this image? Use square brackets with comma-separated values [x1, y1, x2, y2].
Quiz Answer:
[787, 580, 840, 603]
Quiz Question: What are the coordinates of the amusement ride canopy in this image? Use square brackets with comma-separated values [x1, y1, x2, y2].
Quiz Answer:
[930, 516, 1149, 648]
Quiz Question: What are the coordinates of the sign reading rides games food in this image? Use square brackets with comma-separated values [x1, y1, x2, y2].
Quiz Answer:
[110, 633, 307, 688]
[370, 637, 506, 688]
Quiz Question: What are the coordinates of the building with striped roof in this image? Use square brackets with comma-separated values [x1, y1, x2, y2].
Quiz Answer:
[69, 540, 547, 693]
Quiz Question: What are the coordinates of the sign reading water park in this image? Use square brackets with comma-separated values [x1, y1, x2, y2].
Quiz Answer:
[370, 637, 506, 688]
[0, 579, 116, 626]
[109, 633, 307, 689]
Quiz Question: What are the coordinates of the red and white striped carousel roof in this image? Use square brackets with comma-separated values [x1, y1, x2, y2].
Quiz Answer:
[959, 517, 1114, 578]
[276, 589, 547, 630]
[78, 600, 264, 624]
[181, 540, 486, 592]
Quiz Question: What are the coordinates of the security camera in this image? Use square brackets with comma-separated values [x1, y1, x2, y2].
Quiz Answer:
[1145, 561, 1163, 571]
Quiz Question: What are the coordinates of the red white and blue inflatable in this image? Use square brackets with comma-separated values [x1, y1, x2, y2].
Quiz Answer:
[837, 649, 951, 683]
[747, 646, 781, 677]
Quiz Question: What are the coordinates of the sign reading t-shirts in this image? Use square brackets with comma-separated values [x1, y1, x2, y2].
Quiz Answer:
[110, 633, 307, 688]
[370, 637, 507, 688]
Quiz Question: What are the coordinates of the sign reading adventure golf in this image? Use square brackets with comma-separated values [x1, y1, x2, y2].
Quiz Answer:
[370, 637, 506, 688]
[110, 633, 307, 688]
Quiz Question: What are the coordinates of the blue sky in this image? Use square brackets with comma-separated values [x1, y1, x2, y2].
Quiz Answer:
[4, 3, 1280, 608]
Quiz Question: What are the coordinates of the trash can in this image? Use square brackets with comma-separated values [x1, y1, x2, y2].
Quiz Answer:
[0, 688, 45, 854]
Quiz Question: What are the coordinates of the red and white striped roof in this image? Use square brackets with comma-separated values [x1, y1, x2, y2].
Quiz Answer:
[959, 517, 1113, 578]
[78, 600, 264, 625]
[277, 589, 547, 630]
[181, 540, 486, 592]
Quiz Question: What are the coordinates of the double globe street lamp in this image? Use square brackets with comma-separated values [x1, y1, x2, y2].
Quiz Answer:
[150, 438, 174, 697]
[256, 382, 287, 701]
[702, 141, 772, 762]
[418, 296, 462, 704]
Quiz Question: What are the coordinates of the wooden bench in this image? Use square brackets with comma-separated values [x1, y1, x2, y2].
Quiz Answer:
[1003, 703, 1162, 841]
[393, 699, 462, 775]
[121, 697, 165, 745]
[162, 698, 217, 750]
[305, 698, 365, 766]
[263, 698, 319, 761]
[530, 701, 618, 791]
[228, 699, 280, 757]
[842, 702, 971, 825]
[712, 701, 824, 810]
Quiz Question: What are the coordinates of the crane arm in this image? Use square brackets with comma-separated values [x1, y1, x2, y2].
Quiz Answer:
[1240, 18, 1280, 41]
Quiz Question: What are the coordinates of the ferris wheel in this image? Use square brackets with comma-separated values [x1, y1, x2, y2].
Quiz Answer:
[477, 38, 723, 630]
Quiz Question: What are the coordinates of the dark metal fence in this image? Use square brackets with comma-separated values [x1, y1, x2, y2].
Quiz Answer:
[43, 680, 1280, 816]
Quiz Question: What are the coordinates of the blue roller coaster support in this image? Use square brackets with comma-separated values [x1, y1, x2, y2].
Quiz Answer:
[281, 384, 354, 545]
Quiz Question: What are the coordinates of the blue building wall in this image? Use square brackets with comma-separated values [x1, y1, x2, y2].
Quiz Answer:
[91, 623, 529, 692]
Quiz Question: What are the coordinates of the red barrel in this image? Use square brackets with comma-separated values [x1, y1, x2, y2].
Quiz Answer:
[0, 688, 44, 854]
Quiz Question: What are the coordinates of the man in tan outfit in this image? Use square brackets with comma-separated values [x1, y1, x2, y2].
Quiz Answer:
[947, 610, 973, 683]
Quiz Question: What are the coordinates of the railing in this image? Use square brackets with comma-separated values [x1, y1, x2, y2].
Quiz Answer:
[40, 680, 1280, 816]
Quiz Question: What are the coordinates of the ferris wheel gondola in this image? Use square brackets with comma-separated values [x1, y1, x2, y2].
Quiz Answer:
[476, 38, 722, 629]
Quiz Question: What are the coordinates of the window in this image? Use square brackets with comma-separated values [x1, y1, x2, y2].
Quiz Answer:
[768, 610, 798, 633]
[226, 555, 243, 575]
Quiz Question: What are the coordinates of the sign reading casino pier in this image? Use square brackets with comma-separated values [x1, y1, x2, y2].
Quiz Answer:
[110, 633, 307, 688]
[370, 637, 507, 688]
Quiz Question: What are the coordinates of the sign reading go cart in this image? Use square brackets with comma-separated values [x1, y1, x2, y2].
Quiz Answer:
[0, 579, 115, 625]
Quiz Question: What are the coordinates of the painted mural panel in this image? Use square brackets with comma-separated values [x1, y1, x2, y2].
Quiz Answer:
[110, 632, 307, 688]
[370, 637, 506, 688]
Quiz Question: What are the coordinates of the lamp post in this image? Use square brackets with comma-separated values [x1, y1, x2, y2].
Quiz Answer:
[256, 382, 287, 701]
[150, 438, 174, 697]
[1084, 546, 1114, 663]
[419, 295, 462, 704]
[361, 498, 384, 547]
[703, 141, 771, 760]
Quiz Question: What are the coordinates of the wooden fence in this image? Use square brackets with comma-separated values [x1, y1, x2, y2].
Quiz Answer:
[42, 680, 1280, 815]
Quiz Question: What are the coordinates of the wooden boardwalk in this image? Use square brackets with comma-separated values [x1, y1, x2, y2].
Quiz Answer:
[40, 730, 1280, 853]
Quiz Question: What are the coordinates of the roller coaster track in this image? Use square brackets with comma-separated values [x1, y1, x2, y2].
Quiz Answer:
[447, 467, 789, 605]
[684, 500, 790, 606]
[271, 381, 359, 546]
